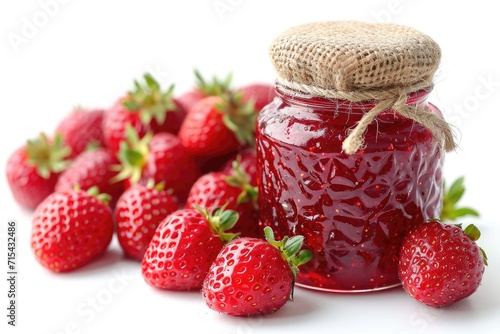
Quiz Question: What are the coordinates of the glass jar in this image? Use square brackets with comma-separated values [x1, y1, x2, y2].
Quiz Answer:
[256, 83, 444, 292]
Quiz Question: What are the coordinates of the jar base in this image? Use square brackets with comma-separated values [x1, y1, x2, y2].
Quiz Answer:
[295, 281, 402, 293]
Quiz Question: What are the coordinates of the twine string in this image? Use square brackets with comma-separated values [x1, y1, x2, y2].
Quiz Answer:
[277, 78, 457, 155]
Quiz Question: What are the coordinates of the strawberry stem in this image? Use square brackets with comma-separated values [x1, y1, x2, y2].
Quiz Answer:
[85, 185, 111, 205]
[263, 226, 312, 279]
[263, 226, 312, 300]
[194, 205, 240, 244]
[216, 91, 258, 147]
[122, 73, 177, 126]
[193, 69, 233, 96]
[463, 224, 488, 266]
[25, 132, 71, 179]
[224, 155, 258, 208]
[112, 125, 152, 184]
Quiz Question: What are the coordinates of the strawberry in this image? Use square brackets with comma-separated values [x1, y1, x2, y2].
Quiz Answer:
[220, 147, 258, 187]
[178, 92, 257, 158]
[31, 186, 114, 272]
[186, 158, 260, 238]
[55, 147, 124, 208]
[195, 151, 240, 175]
[177, 69, 233, 113]
[114, 126, 200, 203]
[141, 207, 239, 290]
[238, 83, 277, 112]
[6, 133, 71, 209]
[202, 226, 312, 316]
[102, 73, 186, 153]
[398, 220, 487, 307]
[55, 107, 105, 158]
[115, 181, 178, 261]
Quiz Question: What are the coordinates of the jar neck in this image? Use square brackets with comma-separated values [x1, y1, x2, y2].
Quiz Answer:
[275, 81, 432, 112]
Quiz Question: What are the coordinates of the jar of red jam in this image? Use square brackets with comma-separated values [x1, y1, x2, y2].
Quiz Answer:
[256, 21, 456, 292]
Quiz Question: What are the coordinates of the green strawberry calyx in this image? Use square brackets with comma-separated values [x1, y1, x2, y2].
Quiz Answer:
[463, 224, 488, 266]
[86, 185, 111, 205]
[224, 155, 258, 208]
[440, 176, 479, 221]
[194, 69, 233, 96]
[216, 91, 257, 147]
[194, 204, 240, 244]
[25, 133, 72, 179]
[122, 73, 177, 126]
[111, 125, 152, 184]
[428, 219, 488, 267]
[144, 179, 174, 195]
[263, 226, 312, 300]
[73, 184, 111, 205]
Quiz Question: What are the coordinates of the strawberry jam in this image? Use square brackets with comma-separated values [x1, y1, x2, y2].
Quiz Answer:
[256, 85, 444, 292]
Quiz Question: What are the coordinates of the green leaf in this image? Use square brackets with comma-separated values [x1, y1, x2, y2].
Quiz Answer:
[122, 100, 139, 111]
[440, 176, 479, 222]
[219, 210, 239, 230]
[86, 186, 100, 196]
[283, 235, 304, 258]
[263, 226, 312, 281]
[125, 125, 140, 145]
[84, 140, 101, 151]
[464, 224, 481, 241]
[165, 84, 175, 96]
[263, 226, 276, 243]
[86, 186, 111, 205]
[193, 69, 207, 88]
[125, 149, 144, 166]
[125, 73, 177, 126]
[200, 205, 240, 244]
[144, 73, 159, 90]
[36, 165, 51, 179]
[295, 250, 313, 267]
[450, 207, 480, 219]
[480, 247, 488, 266]
[193, 69, 233, 96]
[25, 132, 71, 178]
[446, 176, 465, 205]
[139, 108, 154, 124]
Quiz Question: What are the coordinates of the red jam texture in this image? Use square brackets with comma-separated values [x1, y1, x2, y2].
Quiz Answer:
[256, 89, 444, 292]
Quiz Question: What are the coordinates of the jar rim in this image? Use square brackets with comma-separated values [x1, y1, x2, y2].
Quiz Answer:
[275, 81, 432, 110]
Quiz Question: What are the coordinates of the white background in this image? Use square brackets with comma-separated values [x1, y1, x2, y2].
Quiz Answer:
[1, 1, 499, 333]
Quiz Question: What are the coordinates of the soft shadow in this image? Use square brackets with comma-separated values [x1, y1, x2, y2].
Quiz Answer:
[152, 287, 204, 302]
[58, 248, 132, 277]
[266, 294, 320, 320]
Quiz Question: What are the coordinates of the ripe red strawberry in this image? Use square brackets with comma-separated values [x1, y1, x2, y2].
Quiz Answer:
[31, 186, 114, 272]
[178, 92, 257, 158]
[398, 220, 487, 307]
[55, 147, 124, 208]
[6, 133, 71, 209]
[238, 83, 277, 112]
[102, 73, 186, 153]
[195, 151, 239, 175]
[202, 226, 312, 316]
[114, 126, 200, 203]
[220, 148, 258, 187]
[177, 69, 233, 113]
[186, 159, 260, 238]
[115, 181, 178, 260]
[55, 107, 105, 158]
[141, 207, 239, 290]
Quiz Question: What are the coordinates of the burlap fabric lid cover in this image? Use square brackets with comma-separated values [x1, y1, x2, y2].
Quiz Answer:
[269, 21, 456, 154]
